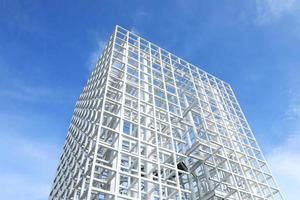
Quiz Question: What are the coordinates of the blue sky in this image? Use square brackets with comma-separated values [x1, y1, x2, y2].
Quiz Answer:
[0, 0, 299, 199]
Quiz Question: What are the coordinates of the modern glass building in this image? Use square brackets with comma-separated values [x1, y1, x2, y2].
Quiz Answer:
[49, 25, 284, 200]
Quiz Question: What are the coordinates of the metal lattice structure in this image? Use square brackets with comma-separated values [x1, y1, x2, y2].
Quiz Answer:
[49, 25, 284, 200]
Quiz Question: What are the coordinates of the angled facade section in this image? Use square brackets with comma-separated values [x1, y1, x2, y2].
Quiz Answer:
[49, 25, 284, 200]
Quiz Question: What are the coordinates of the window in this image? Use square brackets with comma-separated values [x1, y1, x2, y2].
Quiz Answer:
[126, 84, 138, 97]
[127, 67, 138, 77]
[123, 121, 131, 135]
[123, 120, 138, 137]
[154, 88, 165, 99]
[166, 85, 176, 94]
[152, 63, 161, 71]
[128, 50, 138, 60]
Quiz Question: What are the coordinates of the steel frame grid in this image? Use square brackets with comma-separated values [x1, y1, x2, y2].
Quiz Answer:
[49, 25, 284, 200]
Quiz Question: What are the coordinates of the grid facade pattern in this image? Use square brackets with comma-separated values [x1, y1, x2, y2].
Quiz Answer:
[49, 26, 284, 200]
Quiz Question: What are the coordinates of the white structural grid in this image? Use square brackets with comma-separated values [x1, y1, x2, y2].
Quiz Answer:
[49, 26, 284, 200]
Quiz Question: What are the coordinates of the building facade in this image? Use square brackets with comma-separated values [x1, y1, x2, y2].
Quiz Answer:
[49, 26, 284, 200]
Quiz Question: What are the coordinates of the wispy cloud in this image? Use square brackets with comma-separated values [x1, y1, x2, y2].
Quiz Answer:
[267, 134, 300, 200]
[285, 91, 300, 120]
[87, 39, 106, 71]
[0, 81, 53, 103]
[135, 9, 150, 18]
[0, 56, 70, 104]
[255, 0, 298, 24]
[129, 8, 151, 36]
[266, 91, 300, 199]
[0, 56, 67, 200]
[0, 173, 51, 200]
[0, 133, 60, 200]
[130, 27, 140, 35]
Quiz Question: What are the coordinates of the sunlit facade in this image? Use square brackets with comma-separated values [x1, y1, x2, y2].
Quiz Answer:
[49, 25, 284, 200]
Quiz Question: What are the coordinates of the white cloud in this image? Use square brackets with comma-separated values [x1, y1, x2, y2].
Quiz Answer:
[285, 92, 300, 120]
[0, 173, 51, 200]
[0, 56, 75, 105]
[0, 82, 53, 103]
[255, 0, 298, 24]
[130, 8, 150, 36]
[88, 39, 106, 71]
[266, 92, 300, 200]
[130, 27, 140, 35]
[266, 134, 300, 200]
[135, 9, 149, 18]
[0, 57, 67, 200]
[0, 134, 60, 200]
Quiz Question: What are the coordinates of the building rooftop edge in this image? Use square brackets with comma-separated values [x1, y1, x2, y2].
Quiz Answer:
[115, 25, 232, 88]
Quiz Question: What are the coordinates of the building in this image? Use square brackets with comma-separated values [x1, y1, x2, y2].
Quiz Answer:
[49, 25, 284, 200]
